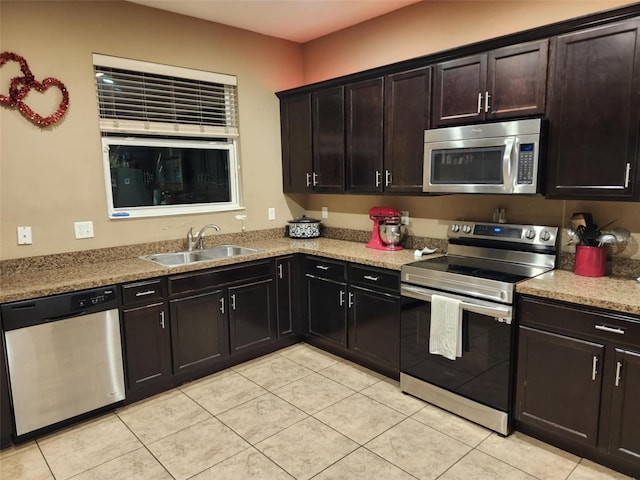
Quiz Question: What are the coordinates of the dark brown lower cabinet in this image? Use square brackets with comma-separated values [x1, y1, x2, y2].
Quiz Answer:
[122, 301, 172, 393]
[0, 333, 13, 447]
[228, 278, 276, 353]
[349, 285, 400, 377]
[170, 290, 228, 376]
[276, 255, 296, 338]
[516, 296, 640, 478]
[516, 326, 603, 447]
[306, 275, 348, 348]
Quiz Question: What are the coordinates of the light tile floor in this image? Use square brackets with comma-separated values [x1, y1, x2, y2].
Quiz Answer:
[0, 343, 634, 480]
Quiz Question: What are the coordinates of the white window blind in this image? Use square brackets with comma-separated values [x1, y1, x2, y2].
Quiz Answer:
[93, 54, 238, 137]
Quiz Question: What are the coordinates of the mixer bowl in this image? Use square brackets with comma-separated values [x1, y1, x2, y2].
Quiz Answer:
[379, 224, 407, 247]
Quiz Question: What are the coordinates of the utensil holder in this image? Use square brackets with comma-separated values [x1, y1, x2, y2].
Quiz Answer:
[574, 245, 607, 277]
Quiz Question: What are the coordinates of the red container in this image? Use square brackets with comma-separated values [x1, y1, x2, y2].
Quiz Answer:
[574, 245, 607, 277]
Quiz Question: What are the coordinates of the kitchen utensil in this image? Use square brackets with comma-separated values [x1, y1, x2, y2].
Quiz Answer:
[414, 246, 438, 258]
[287, 215, 321, 238]
[566, 228, 580, 244]
[366, 206, 404, 251]
[596, 233, 617, 247]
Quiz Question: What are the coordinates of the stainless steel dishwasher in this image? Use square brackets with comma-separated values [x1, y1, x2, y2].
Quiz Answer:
[1, 286, 125, 437]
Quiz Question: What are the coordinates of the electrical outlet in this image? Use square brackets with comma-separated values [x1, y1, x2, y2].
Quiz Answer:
[268, 208, 276, 221]
[400, 211, 410, 225]
[17, 226, 32, 245]
[322, 207, 328, 219]
[74, 221, 94, 239]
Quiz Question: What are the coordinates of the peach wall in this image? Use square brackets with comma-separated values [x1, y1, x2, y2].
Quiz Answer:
[0, 1, 304, 260]
[302, 0, 639, 83]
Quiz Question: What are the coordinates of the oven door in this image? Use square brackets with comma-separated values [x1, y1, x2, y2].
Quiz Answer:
[400, 284, 515, 433]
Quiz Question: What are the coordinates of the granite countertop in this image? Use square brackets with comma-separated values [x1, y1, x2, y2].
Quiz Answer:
[0, 238, 424, 304]
[516, 269, 640, 316]
[2, 237, 639, 318]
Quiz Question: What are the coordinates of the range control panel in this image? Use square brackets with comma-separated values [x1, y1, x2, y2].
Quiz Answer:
[448, 222, 558, 247]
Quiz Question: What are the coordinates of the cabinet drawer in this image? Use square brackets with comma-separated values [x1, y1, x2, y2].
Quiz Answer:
[305, 256, 346, 282]
[350, 264, 399, 293]
[122, 278, 165, 306]
[169, 260, 272, 297]
[519, 296, 640, 346]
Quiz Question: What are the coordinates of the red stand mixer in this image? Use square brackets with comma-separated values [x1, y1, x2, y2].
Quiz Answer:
[366, 206, 405, 251]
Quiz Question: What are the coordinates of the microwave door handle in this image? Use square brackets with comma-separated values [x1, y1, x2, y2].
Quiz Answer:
[503, 137, 516, 193]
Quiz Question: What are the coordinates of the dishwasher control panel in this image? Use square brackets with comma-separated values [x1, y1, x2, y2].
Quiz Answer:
[1, 286, 119, 331]
[72, 288, 116, 309]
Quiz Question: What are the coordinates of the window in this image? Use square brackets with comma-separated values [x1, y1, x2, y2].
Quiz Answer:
[93, 54, 241, 218]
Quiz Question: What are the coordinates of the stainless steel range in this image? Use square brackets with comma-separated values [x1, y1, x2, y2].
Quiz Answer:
[400, 221, 558, 435]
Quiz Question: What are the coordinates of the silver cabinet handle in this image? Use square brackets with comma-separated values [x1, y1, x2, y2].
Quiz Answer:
[135, 290, 156, 297]
[160, 310, 165, 329]
[385, 170, 392, 187]
[615, 361, 623, 387]
[339, 290, 345, 307]
[306, 173, 312, 187]
[375, 170, 381, 187]
[477, 92, 483, 114]
[219, 297, 225, 314]
[278, 263, 284, 279]
[231, 293, 236, 311]
[312, 172, 319, 187]
[595, 324, 625, 335]
[348, 292, 354, 308]
[363, 275, 379, 281]
[591, 355, 598, 381]
[316, 265, 330, 271]
[485, 91, 491, 112]
[624, 163, 631, 188]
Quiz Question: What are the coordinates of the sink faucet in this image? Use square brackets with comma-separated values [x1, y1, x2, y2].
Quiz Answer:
[187, 224, 221, 251]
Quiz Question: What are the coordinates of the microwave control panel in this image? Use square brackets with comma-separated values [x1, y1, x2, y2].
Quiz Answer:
[516, 143, 535, 184]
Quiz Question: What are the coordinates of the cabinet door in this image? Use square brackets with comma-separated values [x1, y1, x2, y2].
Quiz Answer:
[515, 326, 604, 447]
[170, 290, 227, 375]
[228, 279, 276, 353]
[348, 285, 400, 375]
[121, 301, 172, 392]
[433, 54, 486, 126]
[487, 40, 548, 119]
[346, 78, 384, 192]
[306, 275, 347, 348]
[312, 86, 345, 192]
[280, 94, 313, 193]
[276, 256, 295, 338]
[608, 348, 640, 465]
[384, 67, 431, 193]
[547, 19, 640, 199]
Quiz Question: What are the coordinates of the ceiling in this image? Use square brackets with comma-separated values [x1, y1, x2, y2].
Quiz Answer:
[127, 0, 422, 43]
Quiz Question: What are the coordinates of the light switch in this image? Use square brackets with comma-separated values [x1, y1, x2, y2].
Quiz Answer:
[74, 221, 94, 239]
[268, 208, 276, 220]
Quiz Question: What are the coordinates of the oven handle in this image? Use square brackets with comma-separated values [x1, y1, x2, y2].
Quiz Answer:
[401, 284, 513, 322]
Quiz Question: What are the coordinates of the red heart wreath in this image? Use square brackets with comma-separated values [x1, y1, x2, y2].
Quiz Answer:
[0, 51, 70, 127]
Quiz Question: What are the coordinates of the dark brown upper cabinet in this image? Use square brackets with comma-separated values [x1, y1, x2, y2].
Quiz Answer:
[432, 40, 548, 126]
[312, 86, 345, 192]
[345, 68, 431, 193]
[346, 78, 384, 192]
[280, 93, 313, 193]
[280, 87, 345, 193]
[546, 19, 640, 200]
[384, 67, 431, 193]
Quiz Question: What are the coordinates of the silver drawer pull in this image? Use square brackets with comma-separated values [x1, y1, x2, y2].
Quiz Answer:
[615, 361, 623, 387]
[135, 290, 156, 297]
[591, 356, 598, 381]
[316, 265, 330, 271]
[363, 275, 379, 281]
[595, 324, 625, 335]
[160, 311, 165, 329]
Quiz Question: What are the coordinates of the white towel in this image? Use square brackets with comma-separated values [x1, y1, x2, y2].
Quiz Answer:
[429, 294, 462, 360]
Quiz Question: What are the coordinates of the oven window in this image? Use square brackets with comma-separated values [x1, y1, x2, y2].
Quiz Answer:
[400, 297, 513, 411]
[431, 146, 504, 184]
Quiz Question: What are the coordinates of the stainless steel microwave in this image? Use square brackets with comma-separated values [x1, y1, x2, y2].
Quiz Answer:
[423, 118, 543, 194]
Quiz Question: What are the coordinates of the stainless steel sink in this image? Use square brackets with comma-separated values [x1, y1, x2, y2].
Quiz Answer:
[140, 245, 259, 267]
